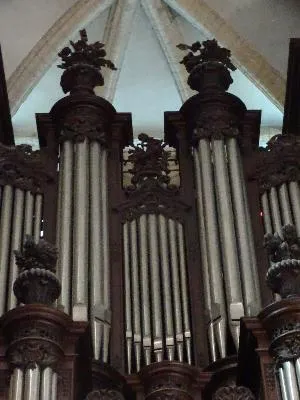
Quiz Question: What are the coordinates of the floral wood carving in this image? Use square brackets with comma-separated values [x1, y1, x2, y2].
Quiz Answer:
[58, 29, 116, 94]
[0, 143, 53, 193]
[213, 385, 255, 400]
[85, 390, 125, 400]
[264, 225, 300, 297]
[269, 320, 300, 362]
[249, 134, 300, 192]
[193, 109, 240, 140]
[61, 108, 107, 143]
[14, 236, 61, 305]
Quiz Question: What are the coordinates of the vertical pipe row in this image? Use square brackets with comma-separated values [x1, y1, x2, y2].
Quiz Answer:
[212, 139, 244, 349]
[227, 138, 261, 316]
[198, 139, 227, 359]
[193, 149, 217, 362]
[72, 139, 89, 321]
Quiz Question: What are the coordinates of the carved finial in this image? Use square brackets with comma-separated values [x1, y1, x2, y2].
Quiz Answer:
[14, 236, 61, 305]
[126, 133, 170, 189]
[177, 39, 236, 92]
[57, 29, 117, 94]
[265, 225, 300, 298]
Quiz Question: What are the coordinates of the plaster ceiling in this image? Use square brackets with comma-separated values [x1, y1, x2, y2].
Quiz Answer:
[1, 0, 291, 147]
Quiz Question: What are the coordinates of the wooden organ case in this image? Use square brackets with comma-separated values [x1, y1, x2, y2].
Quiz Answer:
[0, 31, 300, 399]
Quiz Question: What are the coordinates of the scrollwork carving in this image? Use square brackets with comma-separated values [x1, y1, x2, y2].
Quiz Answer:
[213, 385, 255, 400]
[193, 109, 240, 140]
[85, 389, 125, 400]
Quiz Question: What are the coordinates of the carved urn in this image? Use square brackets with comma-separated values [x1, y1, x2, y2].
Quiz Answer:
[13, 236, 61, 305]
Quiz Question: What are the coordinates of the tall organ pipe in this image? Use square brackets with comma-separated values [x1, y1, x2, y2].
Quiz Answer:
[158, 214, 175, 361]
[33, 194, 43, 243]
[123, 222, 133, 374]
[212, 139, 244, 348]
[41, 367, 53, 400]
[198, 139, 227, 358]
[51, 372, 58, 400]
[279, 367, 289, 400]
[177, 222, 192, 364]
[100, 149, 111, 363]
[261, 192, 272, 234]
[7, 188, 25, 310]
[269, 187, 282, 235]
[23, 190, 34, 238]
[90, 141, 103, 360]
[139, 214, 152, 365]
[130, 219, 142, 371]
[24, 366, 40, 400]
[168, 218, 184, 362]
[289, 182, 300, 236]
[193, 149, 217, 362]
[57, 141, 73, 315]
[9, 368, 23, 400]
[278, 184, 293, 225]
[282, 361, 300, 400]
[227, 138, 260, 315]
[0, 185, 13, 314]
[148, 214, 163, 362]
[73, 139, 89, 321]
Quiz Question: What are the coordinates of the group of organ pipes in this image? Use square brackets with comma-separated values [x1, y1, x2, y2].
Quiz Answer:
[1, 29, 300, 399]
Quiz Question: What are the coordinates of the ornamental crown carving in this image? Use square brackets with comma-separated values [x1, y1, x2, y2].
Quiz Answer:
[58, 29, 117, 93]
[213, 385, 255, 400]
[177, 39, 236, 92]
[250, 134, 300, 192]
[85, 389, 125, 400]
[126, 133, 172, 190]
[264, 225, 300, 297]
[0, 143, 53, 193]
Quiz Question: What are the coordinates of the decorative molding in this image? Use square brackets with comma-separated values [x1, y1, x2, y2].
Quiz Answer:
[85, 390, 125, 399]
[7, 0, 115, 115]
[164, 0, 285, 110]
[213, 385, 255, 400]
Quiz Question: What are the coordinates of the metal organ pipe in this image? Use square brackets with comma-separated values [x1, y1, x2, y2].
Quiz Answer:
[23, 190, 34, 238]
[57, 141, 73, 315]
[7, 188, 25, 310]
[73, 139, 89, 321]
[261, 192, 272, 234]
[158, 214, 175, 362]
[139, 214, 152, 365]
[33, 194, 43, 242]
[24, 366, 40, 400]
[100, 148, 111, 363]
[212, 139, 244, 348]
[289, 182, 300, 236]
[130, 219, 142, 371]
[282, 361, 300, 400]
[278, 184, 293, 225]
[198, 139, 227, 358]
[0, 185, 13, 314]
[9, 368, 23, 400]
[90, 141, 103, 361]
[269, 187, 282, 235]
[41, 367, 53, 400]
[279, 367, 289, 400]
[227, 138, 260, 316]
[123, 222, 133, 373]
[51, 372, 58, 400]
[148, 214, 163, 362]
[193, 148, 217, 362]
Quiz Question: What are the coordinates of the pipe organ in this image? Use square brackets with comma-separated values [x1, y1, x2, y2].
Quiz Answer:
[1, 30, 300, 399]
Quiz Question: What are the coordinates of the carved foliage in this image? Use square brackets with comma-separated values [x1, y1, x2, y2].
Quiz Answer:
[61, 108, 107, 143]
[250, 134, 300, 192]
[264, 225, 300, 297]
[270, 321, 300, 362]
[0, 143, 53, 192]
[213, 385, 255, 400]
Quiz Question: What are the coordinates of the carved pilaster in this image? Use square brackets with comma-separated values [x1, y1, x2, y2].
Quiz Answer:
[140, 361, 197, 400]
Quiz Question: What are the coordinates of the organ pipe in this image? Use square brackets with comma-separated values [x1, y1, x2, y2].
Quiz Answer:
[41, 367, 53, 400]
[193, 148, 217, 362]
[279, 367, 289, 400]
[227, 138, 259, 316]
[212, 138, 244, 348]
[198, 139, 227, 358]
[158, 214, 175, 361]
[148, 214, 163, 362]
[139, 214, 152, 365]
[24, 366, 40, 400]
[289, 182, 300, 236]
[51, 372, 58, 400]
[261, 192, 272, 234]
[9, 368, 23, 400]
[57, 141, 73, 315]
[282, 361, 300, 400]
[73, 139, 89, 321]
[90, 141, 103, 360]
[278, 183, 293, 225]
[33, 194, 43, 243]
[23, 190, 34, 238]
[7, 188, 25, 310]
[0, 185, 13, 314]
[269, 187, 282, 235]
